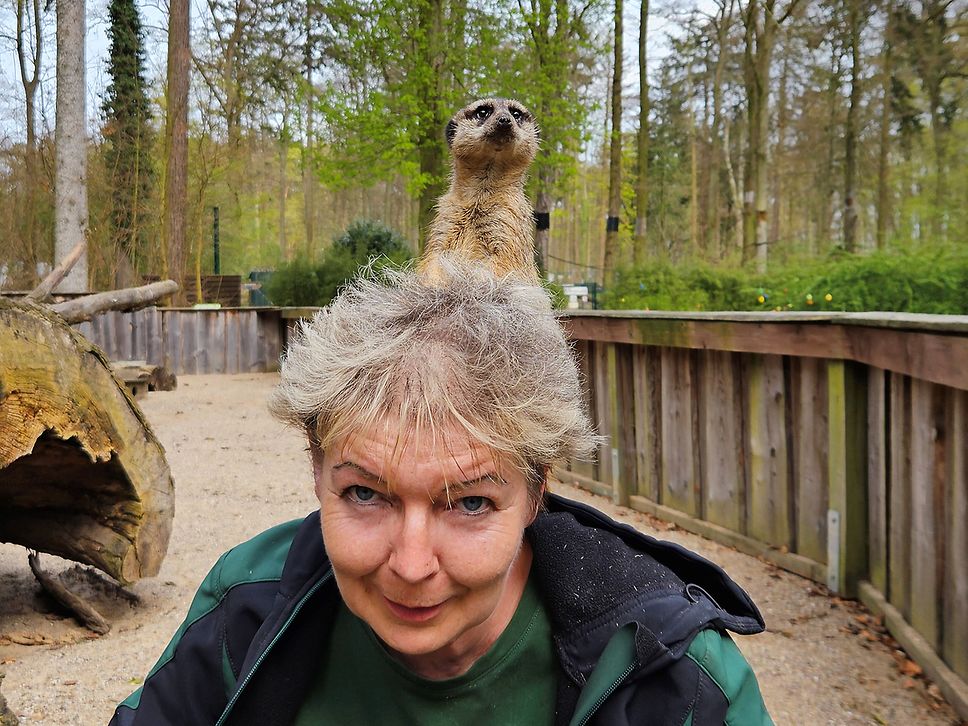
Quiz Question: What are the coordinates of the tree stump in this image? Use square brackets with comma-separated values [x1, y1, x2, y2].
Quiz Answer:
[0, 298, 173, 585]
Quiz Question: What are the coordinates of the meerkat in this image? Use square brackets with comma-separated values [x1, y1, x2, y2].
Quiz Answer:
[418, 98, 541, 285]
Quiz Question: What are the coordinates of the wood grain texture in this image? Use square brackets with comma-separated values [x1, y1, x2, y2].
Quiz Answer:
[699, 350, 743, 532]
[867, 368, 888, 592]
[0, 298, 173, 584]
[613, 344, 636, 506]
[660, 347, 699, 516]
[943, 390, 968, 680]
[631, 346, 656, 500]
[592, 342, 614, 489]
[792, 358, 828, 564]
[888, 372, 912, 617]
[747, 354, 791, 548]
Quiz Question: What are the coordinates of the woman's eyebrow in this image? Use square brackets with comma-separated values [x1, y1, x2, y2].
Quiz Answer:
[446, 473, 508, 492]
[332, 461, 382, 482]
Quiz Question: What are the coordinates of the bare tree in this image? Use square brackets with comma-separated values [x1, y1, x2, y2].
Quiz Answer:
[843, 0, 863, 251]
[15, 0, 46, 278]
[633, 0, 650, 263]
[54, 0, 88, 293]
[603, 0, 623, 280]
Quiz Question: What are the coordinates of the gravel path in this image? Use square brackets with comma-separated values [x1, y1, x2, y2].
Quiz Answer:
[0, 374, 962, 725]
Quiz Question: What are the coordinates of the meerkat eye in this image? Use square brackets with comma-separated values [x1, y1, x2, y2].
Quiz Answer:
[510, 108, 522, 120]
[474, 105, 493, 121]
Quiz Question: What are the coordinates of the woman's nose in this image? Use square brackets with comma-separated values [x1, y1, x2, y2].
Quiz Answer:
[387, 513, 439, 583]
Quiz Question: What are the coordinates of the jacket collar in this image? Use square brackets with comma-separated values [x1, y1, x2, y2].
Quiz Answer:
[528, 494, 765, 686]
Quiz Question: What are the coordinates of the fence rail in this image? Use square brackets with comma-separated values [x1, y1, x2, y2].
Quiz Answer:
[76, 306, 968, 717]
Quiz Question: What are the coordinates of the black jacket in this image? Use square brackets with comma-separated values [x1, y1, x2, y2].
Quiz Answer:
[111, 494, 771, 725]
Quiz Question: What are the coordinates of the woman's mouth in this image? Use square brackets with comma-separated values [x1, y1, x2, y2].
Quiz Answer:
[384, 598, 444, 623]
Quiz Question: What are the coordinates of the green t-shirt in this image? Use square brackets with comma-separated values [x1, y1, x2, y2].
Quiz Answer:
[295, 578, 557, 725]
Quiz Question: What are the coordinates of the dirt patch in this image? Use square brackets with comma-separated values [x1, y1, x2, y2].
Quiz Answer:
[0, 374, 962, 725]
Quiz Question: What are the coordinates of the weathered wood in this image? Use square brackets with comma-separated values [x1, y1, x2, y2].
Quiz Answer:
[631, 346, 658, 501]
[943, 390, 968, 681]
[888, 372, 912, 617]
[614, 344, 635, 506]
[700, 350, 744, 532]
[0, 298, 173, 584]
[793, 357, 828, 564]
[569, 340, 597, 481]
[909, 378, 944, 650]
[110, 362, 177, 392]
[592, 342, 614, 489]
[51, 280, 179, 324]
[28, 552, 109, 634]
[867, 367, 888, 593]
[826, 360, 868, 596]
[859, 582, 968, 722]
[26, 238, 86, 302]
[561, 314, 968, 392]
[660, 347, 699, 516]
[747, 354, 791, 548]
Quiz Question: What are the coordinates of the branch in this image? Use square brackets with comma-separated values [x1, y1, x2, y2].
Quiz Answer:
[51, 280, 179, 324]
[26, 238, 86, 302]
[28, 551, 110, 635]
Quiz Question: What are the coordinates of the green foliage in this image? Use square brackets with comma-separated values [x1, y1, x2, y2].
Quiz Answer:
[101, 0, 155, 279]
[602, 248, 968, 314]
[264, 220, 414, 306]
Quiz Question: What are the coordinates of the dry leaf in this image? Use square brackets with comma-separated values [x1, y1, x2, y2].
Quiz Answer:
[900, 659, 923, 677]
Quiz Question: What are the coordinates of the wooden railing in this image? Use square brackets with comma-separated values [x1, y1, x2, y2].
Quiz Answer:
[558, 311, 968, 718]
[77, 306, 968, 717]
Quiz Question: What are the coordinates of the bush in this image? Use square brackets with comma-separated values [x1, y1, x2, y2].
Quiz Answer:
[264, 220, 414, 306]
[603, 248, 968, 314]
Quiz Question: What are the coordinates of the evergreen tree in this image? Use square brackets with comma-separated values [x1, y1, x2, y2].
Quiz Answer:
[102, 0, 155, 286]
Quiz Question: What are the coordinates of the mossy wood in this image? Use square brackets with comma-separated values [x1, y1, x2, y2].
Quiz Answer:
[0, 298, 173, 584]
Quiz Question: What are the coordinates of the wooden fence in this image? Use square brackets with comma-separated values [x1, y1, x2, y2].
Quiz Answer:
[74, 306, 968, 716]
[558, 310, 968, 717]
[76, 307, 283, 374]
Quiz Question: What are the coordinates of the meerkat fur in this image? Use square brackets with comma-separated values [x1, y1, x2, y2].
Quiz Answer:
[419, 98, 541, 285]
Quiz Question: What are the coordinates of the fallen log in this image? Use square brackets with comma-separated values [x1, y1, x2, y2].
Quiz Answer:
[28, 552, 110, 635]
[111, 361, 177, 393]
[51, 280, 178, 324]
[0, 297, 174, 584]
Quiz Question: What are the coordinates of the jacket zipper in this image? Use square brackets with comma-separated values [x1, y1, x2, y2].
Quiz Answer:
[574, 662, 637, 726]
[214, 571, 332, 726]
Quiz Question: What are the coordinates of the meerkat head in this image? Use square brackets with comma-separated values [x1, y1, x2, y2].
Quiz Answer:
[444, 98, 539, 170]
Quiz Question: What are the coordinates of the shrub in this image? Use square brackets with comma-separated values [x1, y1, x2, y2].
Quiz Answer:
[264, 220, 414, 306]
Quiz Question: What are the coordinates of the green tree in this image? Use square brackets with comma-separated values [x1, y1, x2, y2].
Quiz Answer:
[102, 0, 155, 287]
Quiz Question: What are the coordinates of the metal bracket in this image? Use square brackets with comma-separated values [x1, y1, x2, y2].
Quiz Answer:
[827, 509, 841, 592]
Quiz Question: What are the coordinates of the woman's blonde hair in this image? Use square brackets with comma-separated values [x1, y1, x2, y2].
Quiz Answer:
[269, 258, 597, 492]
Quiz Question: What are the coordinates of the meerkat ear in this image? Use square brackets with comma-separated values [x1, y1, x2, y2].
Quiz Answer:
[445, 119, 458, 147]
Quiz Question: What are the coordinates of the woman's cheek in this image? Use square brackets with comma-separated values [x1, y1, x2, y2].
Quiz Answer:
[321, 506, 390, 574]
[440, 518, 523, 586]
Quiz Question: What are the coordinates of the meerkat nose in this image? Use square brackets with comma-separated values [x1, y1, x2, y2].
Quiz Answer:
[496, 114, 512, 126]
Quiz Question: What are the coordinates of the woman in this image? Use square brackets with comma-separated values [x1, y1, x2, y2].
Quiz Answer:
[111, 261, 772, 725]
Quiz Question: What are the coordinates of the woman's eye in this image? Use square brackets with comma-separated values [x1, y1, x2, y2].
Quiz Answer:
[348, 485, 377, 503]
[456, 496, 491, 515]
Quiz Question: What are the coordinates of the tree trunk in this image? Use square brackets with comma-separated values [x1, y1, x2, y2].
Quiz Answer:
[633, 0, 649, 264]
[875, 3, 893, 250]
[54, 0, 89, 293]
[723, 120, 744, 255]
[163, 0, 190, 296]
[602, 0, 623, 282]
[17, 0, 44, 281]
[843, 0, 861, 251]
[0, 298, 174, 584]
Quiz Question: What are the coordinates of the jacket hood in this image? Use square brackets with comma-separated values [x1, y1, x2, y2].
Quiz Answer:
[528, 494, 765, 687]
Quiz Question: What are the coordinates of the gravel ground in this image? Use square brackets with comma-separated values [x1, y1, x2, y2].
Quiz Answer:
[0, 374, 963, 725]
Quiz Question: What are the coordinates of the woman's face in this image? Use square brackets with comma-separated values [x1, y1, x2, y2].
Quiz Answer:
[311, 424, 538, 678]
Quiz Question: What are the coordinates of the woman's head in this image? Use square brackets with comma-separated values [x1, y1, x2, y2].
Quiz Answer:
[269, 258, 597, 501]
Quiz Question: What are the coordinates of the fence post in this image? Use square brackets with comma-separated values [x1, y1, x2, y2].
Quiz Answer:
[827, 359, 868, 596]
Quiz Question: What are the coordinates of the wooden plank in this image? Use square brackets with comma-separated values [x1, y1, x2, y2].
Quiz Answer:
[225, 311, 242, 374]
[631, 346, 659, 501]
[867, 368, 888, 593]
[163, 310, 179, 374]
[699, 350, 743, 532]
[888, 372, 912, 617]
[613, 344, 635, 506]
[195, 313, 210, 374]
[243, 311, 262, 372]
[943, 390, 968, 681]
[826, 360, 868, 596]
[908, 378, 944, 650]
[859, 582, 968, 723]
[660, 347, 699, 516]
[793, 357, 828, 564]
[131, 309, 146, 361]
[561, 315, 968, 392]
[592, 342, 614, 489]
[145, 307, 161, 365]
[567, 340, 597, 481]
[747, 354, 791, 548]
[208, 311, 227, 374]
[261, 309, 283, 372]
[180, 313, 199, 374]
[628, 495, 826, 584]
[120, 311, 134, 361]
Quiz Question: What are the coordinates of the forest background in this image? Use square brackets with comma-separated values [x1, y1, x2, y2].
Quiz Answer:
[0, 0, 965, 312]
